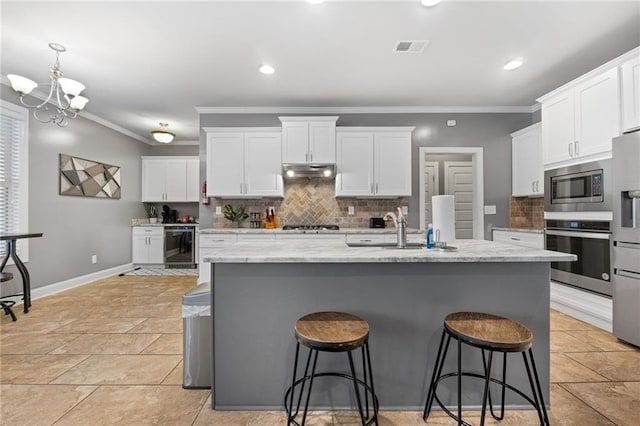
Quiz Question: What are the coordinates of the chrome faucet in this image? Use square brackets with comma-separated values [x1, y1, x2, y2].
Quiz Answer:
[384, 207, 407, 248]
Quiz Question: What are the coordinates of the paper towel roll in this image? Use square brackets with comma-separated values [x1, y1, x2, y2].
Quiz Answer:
[432, 195, 456, 243]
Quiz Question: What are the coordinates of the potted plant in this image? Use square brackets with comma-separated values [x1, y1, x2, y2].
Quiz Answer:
[148, 206, 158, 224]
[224, 204, 249, 228]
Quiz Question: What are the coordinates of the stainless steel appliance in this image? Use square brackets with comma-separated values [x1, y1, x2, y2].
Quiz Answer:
[164, 226, 195, 267]
[612, 130, 640, 347]
[546, 219, 612, 296]
[544, 160, 611, 212]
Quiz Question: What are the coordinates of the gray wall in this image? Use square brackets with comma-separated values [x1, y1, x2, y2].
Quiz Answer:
[147, 145, 199, 156]
[199, 113, 534, 238]
[1, 86, 150, 294]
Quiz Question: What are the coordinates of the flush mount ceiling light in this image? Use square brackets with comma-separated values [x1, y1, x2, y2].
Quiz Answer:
[504, 58, 524, 71]
[259, 64, 275, 75]
[421, 0, 442, 6]
[8, 42, 88, 127]
[151, 123, 176, 144]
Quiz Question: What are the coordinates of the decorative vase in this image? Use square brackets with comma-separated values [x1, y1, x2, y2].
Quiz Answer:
[149, 218, 158, 224]
[231, 222, 239, 228]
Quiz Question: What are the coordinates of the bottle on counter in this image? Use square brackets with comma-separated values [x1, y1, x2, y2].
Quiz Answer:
[426, 223, 435, 249]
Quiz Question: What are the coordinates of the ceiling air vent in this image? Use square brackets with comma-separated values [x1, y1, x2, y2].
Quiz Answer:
[393, 40, 429, 53]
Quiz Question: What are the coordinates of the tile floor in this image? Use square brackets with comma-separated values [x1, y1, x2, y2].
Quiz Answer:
[1, 276, 638, 425]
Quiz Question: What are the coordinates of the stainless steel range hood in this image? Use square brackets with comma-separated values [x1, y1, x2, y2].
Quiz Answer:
[282, 163, 336, 179]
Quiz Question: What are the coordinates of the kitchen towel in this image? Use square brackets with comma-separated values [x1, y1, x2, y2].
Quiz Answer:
[432, 195, 456, 244]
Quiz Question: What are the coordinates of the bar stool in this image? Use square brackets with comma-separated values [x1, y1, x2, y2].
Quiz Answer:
[284, 311, 379, 426]
[423, 312, 549, 426]
[0, 272, 17, 322]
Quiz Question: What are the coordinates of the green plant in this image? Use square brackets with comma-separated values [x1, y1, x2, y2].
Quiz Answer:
[223, 204, 249, 223]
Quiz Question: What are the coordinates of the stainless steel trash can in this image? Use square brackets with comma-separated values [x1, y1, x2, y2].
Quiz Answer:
[182, 281, 211, 389]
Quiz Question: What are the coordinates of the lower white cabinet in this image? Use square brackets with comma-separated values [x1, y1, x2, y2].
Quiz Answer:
[492, 230, 543, 249]
[277, 233, 345, 242]
[132, 227, 164, 264]
[198, 234, 237, 283]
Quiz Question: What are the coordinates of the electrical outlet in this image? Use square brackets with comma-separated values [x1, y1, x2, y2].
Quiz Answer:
[269, 206, 275, 213]
[484, 205, 497, 215]
[215, 206, 222, 215]
[402, 206, 408, 215]
[348, 206, 355, 215]
[91, 255, 97, 264]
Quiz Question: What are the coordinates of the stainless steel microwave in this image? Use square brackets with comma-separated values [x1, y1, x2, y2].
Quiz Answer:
[544, 160, 612, 212]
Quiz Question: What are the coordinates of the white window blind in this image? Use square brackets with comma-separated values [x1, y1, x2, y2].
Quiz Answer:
[0, 101, 29, 261]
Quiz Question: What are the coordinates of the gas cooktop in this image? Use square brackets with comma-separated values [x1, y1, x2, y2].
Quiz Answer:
[282, 225, 340, 231]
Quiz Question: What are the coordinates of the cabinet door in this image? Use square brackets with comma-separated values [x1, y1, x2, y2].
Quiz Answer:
[132, 235, 149, 263]
[374, 132, 411, 197]
[164, 159, 188, 202]
[622, 55, 640, 132]
[282, 121, 309, 163]
[147, 235, 164, 264]
[335, 132, 374, 196]
[512, 124, 542, 196]
[575, 68, 620, 158]
[542, 91, 575, 167]
[186, 158, 200, 202]
[207, 133, 245, 197]
[245, 132, 283, 196]
[142, 159, 166, 202]
[308, 121, 336, 164]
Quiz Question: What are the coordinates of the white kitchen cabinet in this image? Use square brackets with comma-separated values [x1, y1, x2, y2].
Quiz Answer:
[335, 127, 414, 197]
[280, 116, 338, 164]
[141, 156, 199, 202]
[132, 227, 164, 264]
[540, 68, 620, 169]
[492, 229, 543, 249]
[198, 234, 237, 283]
[205, 128, 283, 198]
[276, 233, 345, 242]
[621, 54, 640, 132]
[511, 123, 543, 197]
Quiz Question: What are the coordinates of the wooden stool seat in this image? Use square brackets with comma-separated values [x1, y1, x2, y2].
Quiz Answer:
[444, 312, 533, 352]
[0, 272, 14, 282]
[295, 311, 369, 352]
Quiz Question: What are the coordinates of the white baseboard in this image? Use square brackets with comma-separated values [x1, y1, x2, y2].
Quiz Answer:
[7, 263, 134, 305]
[550, 281, 612, 332]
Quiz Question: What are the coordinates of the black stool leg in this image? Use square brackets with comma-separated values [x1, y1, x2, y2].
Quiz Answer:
[300, 349, 319, 426]
[457, 337, 462, 426]
[479, 350, 494, 426]
[361, 345, 369, 419]
[423, 329, 448, 420]
[1, 302, 17, 321]
[482, 349, 506, 421]
[527, 348, 550, 426]
[364, 341, 379, 425]
[287, 342, 301, 425]
[347, 350, 366, 425]
[522, 350, 546, 426]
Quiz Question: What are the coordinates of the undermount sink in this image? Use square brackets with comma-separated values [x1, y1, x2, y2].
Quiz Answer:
[346, 242, 425, 249]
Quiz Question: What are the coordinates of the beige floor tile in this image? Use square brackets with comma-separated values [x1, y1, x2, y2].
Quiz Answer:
[550, 331, 601, 353]
[55, 385, 209, 425]
[550, 353, 609, 383]
[562, 382, 640, 426]
[128, 317, 183, 334]
[141, 333, 182, 354]
[0, 314, 75, 333]
[53, 317, 146, 334]
[567, 329, 639, 352]
[0, 354, 89, 384]
[565, 351, 640, 381]
[0, 384, 97, 424]
[0, 332, 81, 354]
[50, 354, 182, 385]
[49, 333, 162, 355]
[114, 302, 182, 318]
[547, 384, 616, 426]
[162, 361, 184, 385]
[550, 310, 597, 331]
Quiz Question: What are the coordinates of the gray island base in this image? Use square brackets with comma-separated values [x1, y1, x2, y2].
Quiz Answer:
[205, 240, 575, 411]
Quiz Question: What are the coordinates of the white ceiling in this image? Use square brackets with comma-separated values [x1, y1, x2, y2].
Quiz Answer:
[2, 1, 639, 143]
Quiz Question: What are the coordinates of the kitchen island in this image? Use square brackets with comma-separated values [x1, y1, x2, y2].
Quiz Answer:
[203, 240, 574, 411]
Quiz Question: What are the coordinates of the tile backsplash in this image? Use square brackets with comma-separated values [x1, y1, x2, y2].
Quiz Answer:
[211, 179, 408, 228]
[510, 196, 544, 229]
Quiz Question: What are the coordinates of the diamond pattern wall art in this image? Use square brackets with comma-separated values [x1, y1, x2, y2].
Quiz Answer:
[59, 154, 121, 199]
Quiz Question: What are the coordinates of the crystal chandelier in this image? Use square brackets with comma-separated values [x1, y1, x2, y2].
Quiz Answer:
[8, 42, 88, 127]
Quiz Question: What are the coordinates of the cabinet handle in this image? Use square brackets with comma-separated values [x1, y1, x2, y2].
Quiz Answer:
[240, 183, 243, 194]
[244, 183, 248, 194]
[568, 143, 573, 157]
[536, 181, 540, 192]
[532, 181, 535, 192]
[371, 183, 374, 194]
[375, 183, 379, 193]
[575, 141, 580, 156]
[305, 152, 308, 162]
[310, 152, 313, 162]
[510, 237, 521, 241]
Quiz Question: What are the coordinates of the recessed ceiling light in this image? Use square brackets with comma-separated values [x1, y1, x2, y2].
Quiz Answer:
[421, 0, 442, 6]
[259, 64, 275, 75]
[504, 58, 524, 71]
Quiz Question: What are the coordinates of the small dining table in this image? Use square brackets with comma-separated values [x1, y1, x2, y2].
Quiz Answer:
[0, 233, 43, 313]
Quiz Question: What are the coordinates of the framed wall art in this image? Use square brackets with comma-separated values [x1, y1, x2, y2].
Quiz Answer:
[59, 154, 121, 199]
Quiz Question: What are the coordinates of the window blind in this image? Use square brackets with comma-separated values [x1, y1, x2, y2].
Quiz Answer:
[0, 101, 29, 261]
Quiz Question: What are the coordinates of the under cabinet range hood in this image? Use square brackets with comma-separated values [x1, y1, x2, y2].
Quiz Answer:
[282, 163, 335, 179]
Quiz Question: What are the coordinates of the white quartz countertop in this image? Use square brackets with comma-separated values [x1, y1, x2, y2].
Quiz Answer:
[198, 227, 421, 235]
[492, 227, 544, 234]
[203, 239, 575, 263]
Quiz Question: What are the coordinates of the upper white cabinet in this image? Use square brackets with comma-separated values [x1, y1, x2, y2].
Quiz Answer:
[142, 156, 199, 202]
[621, 54, 640, 132]
[511, 123, 543, 197]
[280, 116, 338, 164]
[204, 128, 284, 198]
[540, 67, 620, 169]
[335, 127, 414, 197]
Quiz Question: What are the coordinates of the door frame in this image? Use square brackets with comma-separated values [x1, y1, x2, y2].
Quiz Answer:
[419, 147, 484, 239]
[421, 161, 440, 228]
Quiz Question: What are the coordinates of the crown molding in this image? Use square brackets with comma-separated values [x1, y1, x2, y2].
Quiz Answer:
[195, 105, 538, 114]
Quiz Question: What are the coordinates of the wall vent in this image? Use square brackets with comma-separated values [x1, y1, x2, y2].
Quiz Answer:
[393, 40, 429, 53]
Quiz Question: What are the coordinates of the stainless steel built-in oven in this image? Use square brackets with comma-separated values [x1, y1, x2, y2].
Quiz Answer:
[545, 220, 612, 296]
[544, 160, 611, 212]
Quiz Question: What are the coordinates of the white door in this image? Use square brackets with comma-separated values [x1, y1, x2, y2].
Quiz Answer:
[423, 161, 440, 226]
[164, 159, 187, 201]
[622, 55, 640, 132]
[282, 121, 308, 163]
[132, 235, 149, 263]
[374, 132, 412, 197]
[142, 159, 166, 202]
[335, 132, 374, 196]
[445, 162, 474, 239]
[309, 121, 336, 164]
[207, 133, 245, 197]
[542, 91, 575, 166]
[186, 158, 200, 202]
[245, 132, 283, 196]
